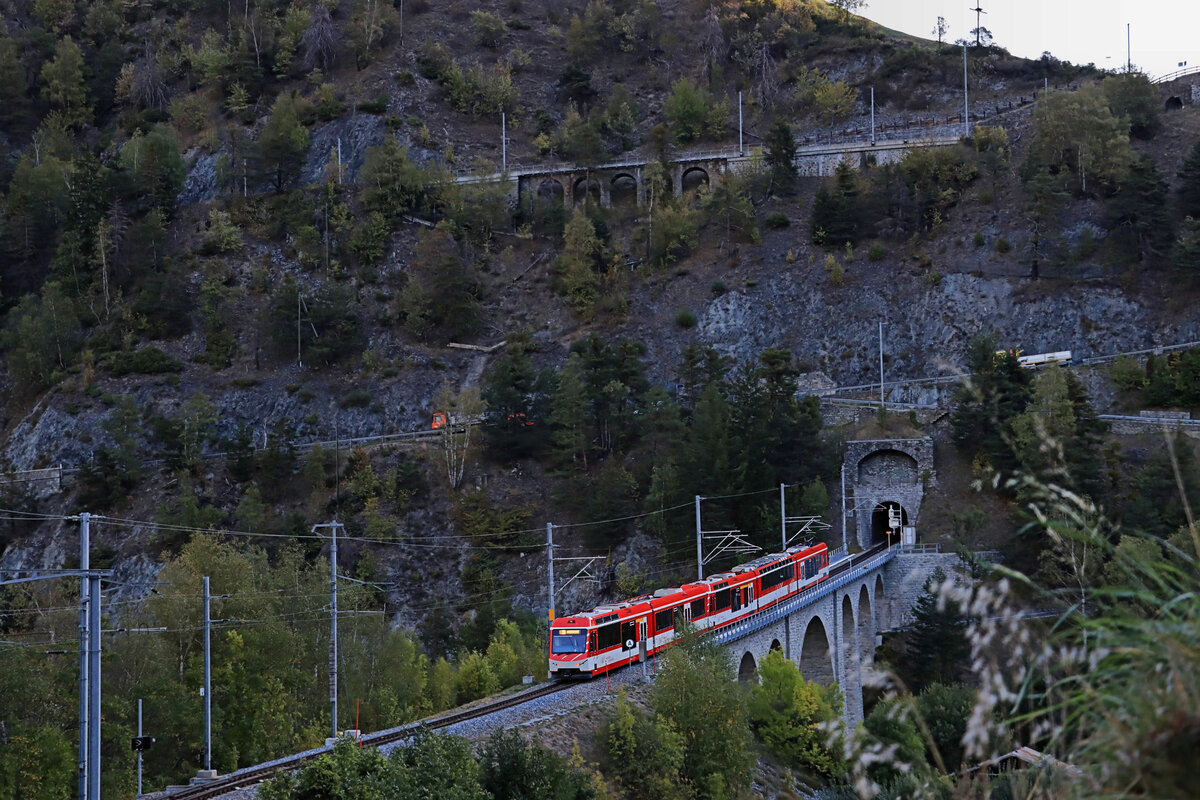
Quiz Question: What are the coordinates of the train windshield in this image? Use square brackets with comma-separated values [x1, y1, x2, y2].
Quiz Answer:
[551, 629, 589, 654]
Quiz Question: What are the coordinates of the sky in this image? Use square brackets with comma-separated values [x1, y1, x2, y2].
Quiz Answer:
[858, 1, 1198, 79]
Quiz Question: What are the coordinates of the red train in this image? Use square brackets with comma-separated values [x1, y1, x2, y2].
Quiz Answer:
[549, 542, 830, 678]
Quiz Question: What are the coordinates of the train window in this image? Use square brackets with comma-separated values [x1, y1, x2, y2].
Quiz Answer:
[802, 557, 818, 580]
[710, 587, 729, 614]
[674, 606, 685, 629]
[691, 598, 705, 618]
[762, 564, 790, 591]
[551, 629, 588, 654]
[597, 623, 620, 651]
[655, 608, 674, 632]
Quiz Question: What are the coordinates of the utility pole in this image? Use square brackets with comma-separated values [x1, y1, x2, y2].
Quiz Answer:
[738, 92, 744, 155]
[78, 513, 90, 800]
[878, 321, 885, 408]
[870, 87, 875, 145]
[202, 576, 212, 775]
[312, 522, 343, 739]
[546, 523, 555, 624]
[86, 573, 100, 800]
[963, 42, 970, 139]
[695, 496, 704, 581]
[136, 699, 143, 798]
[330, 522, 339, 739]
[501, 112, 507, 173]
[1127, 23, 1131, 72]
[969, 3, 986, 47]
[296, 290, 302, 368]
[4, 565, 111, 800]
[841, 464, 848, 552]
[779, 484, 788, 551]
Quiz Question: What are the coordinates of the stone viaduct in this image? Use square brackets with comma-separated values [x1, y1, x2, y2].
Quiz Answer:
[706, 436, 952, 730]
[461, 137, 959, 210]
[714, 546, 960, 729]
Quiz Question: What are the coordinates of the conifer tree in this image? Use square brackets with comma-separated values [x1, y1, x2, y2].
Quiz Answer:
[40, 36, 90, 127]
[1178, 138, 1200, 219]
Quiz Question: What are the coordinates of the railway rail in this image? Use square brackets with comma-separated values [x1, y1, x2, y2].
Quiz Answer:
[167, 544, 895, 799]
[164, 680, 573, 800]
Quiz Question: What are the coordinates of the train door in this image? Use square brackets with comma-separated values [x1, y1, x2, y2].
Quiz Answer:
[621, 619, 637, 654]
[732, 586, 742, 612]
[638, 618, 648, 662]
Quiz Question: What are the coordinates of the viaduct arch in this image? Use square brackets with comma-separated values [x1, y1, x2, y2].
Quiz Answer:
[725, 545, 962, 729]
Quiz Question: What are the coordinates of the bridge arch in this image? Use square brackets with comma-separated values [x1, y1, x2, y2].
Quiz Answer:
[535, 178, 564, 205]
[572, 175, 602, 208]
[857, 584, 874, 669]
[840, 593, 858, 673]
[611, 173, 638, 207]
[738, 651, 758, 683]
[680, 166, 710, 194]
[799, 616, 834, 685]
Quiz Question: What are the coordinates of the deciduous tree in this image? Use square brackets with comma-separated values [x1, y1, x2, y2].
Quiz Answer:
[748, 649, 846, 777]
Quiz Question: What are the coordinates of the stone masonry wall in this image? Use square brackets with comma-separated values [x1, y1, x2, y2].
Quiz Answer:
[879, 552, 965, 631]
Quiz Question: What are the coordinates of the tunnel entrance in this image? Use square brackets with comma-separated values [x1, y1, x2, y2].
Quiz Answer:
[870, 502, 908, 545]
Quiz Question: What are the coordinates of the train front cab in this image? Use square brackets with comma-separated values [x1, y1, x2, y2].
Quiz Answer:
[550, 604, 651, 678]
[549, 620, 593, 678]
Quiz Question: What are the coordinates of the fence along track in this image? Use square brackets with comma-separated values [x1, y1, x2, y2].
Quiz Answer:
[165, 680, 572, 800]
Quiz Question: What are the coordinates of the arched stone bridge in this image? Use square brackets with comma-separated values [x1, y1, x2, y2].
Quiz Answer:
[714, 545, 960, 728]
[459, 137, 959, 210]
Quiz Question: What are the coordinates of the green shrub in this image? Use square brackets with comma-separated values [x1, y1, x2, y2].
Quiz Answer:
[973, 231, 985, 248]
[356, 96, 388, 114]
[169, 93, 210, 134]
[340, 388, 372, 408]
[104, 347, 184, 376]
[763, 211, 790, 229]
[996, 237, 1011, 254]
[711, 280, 727, 296]
[675, 309, 698, 328]
[470, 10, 506, 47]
[868, 242, 887, 261]
[1111, 354, 1146, 390]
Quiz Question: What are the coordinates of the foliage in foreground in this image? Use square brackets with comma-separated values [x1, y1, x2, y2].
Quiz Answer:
[260, 729, 598, 800]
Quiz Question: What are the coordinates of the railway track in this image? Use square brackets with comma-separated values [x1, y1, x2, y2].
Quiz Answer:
[165, 680, 573, 800]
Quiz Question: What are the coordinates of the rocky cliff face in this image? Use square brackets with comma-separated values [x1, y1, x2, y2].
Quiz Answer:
[698, 270, 1190, 404]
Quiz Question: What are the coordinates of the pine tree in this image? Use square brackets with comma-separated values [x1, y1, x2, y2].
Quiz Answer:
[1105, 154, 1172, 262]
[257, 91, 312, 192]
[40, 36, 89, 127]
[548, 354, 590, 472]
[1178, 138, 1200, 219]
[0, 35, 30, 130]
[904, 567, 969, 691]
[764, 120, 798, 194]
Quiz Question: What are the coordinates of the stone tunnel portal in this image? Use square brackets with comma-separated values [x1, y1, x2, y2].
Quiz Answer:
[870, 502, 909, 545]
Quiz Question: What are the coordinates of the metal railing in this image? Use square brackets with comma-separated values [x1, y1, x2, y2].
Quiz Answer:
[899, 542, 942, 554]
[712, 546, 897, 645]
[1099, 414, 1200, 428]
[1151, 65, 1200, 84]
